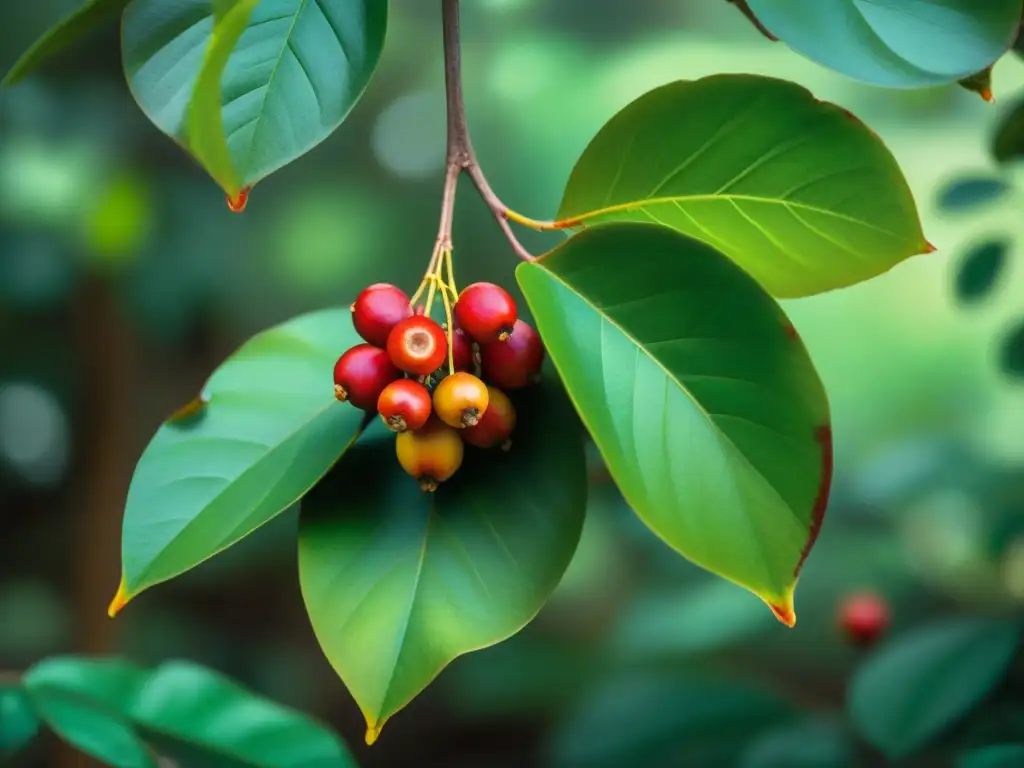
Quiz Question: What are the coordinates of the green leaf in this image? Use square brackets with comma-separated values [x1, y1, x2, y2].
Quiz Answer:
[0, 686, 40, 757]
[185, 0, 262, 197]
[992, 96, 1024, 164]
[958, 745, 1024, 768]
[555, 76, 928, 298]
[740, 718, 854, 768]
[1000, 320, 1024, 379]
[2, 0, 130, 86]
[23, 658, 155, 768]
[954, 240, 1009, 305]
[23, 657, 355, 767]
[744, 0, 1023, 88]
[547, 674, 796, 768]
[938, 178, 1011, 212]
[517, 223, 831, 622]
[116, 308, 367, 608]
[122, 0, 388, 194]
[299, 380, 588, 744]
[847, 618, 1021, 758]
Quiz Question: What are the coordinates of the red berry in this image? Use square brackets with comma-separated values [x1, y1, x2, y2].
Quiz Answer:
[387, 316, 448, 376]
[480, 319, 544, 389]
[462, 386, 516, 449]
[333, 344, 400, 411]
[351, 283, 412, 347]
[454, 282, 517, 344]
[838, 592, 889, 648]
[451, 328, 474, 373]
[378, 379, 432, 433]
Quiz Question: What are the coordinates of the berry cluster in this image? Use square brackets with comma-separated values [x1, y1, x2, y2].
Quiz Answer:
[333, 282, 545, 492]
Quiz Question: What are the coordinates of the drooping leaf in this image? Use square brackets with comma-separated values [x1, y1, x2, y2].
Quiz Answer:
[116, 308, 367, 607]
[22, 657, 355, 767]
[121, 0, 388, 194]
[1000, 320, 1024, 379]
[23, 658, 155, 768]
[958, 744, 1024, 768]
[299, 380, 588, 744]
[547, 674, 796, 768]
[954, 240, 1009, 305]
[2, 0, 130, 86]
[938, 178, 1011, 212]
[992, 97, 1024, 164]
[744, 0, 1023, 88]
[847, 618, 1021, 758]
[517, 223, 832, 622]
[0, 686, 40, 757]
[555, 75, 929, 298]
[185, 0, 262, 197]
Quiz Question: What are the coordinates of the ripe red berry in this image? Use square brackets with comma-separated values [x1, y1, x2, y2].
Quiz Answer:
[454, 282, 517, 344]
[838, 592, 889, 648]
[333, 344, 400, 411]
[396, 417, 464, 492]
[462, 386, 516, 449]
[480, 319, 544, 389]
[377, 379, 432, 433]
[433, 372, 490, 428]
[351, 283, 412, 347]
[387, 316, 448, 376]
[451, 327, 475, 373]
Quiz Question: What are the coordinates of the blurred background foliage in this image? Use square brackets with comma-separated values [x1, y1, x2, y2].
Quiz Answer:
[2, 1, 1024, 766]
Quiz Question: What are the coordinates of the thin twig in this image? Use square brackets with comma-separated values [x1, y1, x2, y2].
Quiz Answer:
[440, 0, 535, 261]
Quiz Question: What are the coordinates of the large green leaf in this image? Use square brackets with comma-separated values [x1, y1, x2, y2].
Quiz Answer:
[3, 0, 130, 86]
[23, 657, 355, 767]
[116, 308, 366, 608]
[517, 223, 831, 622]
[121, 0, 387, 194]
[555, 76, 928, 298]
[23, 658, 155, 768]
[299, 380, 588, 744]
[0, 686, 40, 757]
[847, 618, 1022, 758]
[958, 745, 1024, 768]
[745, 0, 1022, 88]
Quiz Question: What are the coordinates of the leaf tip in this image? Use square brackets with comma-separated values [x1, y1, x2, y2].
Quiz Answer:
[769, 598, 797, 628]
[227, 185, 252, 213]
[924, 240, 938, 254]
[364, 720, 384, 746]
[167, 394, 209, 426]
[107, 577, 131, 618]
[980, 88, 995, 104]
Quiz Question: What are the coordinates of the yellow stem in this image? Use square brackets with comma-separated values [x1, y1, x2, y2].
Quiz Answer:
[505, 208, 561, 231]
[445, 247, 458, 298]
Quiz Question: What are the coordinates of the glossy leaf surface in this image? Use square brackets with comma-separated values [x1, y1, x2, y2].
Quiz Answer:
[518, 223, 831, 621]
[122, 0, 387, 192]
[557, 76, 928, 298]
[3, 0, 129, 86]
[745, 0, 1022, 88]
[299, 381, 588, 744]
[847, 618, 1021, 757]
[118, 308, 366, 603]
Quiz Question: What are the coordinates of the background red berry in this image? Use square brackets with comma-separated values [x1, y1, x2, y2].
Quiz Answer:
[455, 282, 517, 344]
[352, 283, 412, 347]
[387, 316, 448, 375]
[481, 319, 544, 389]
[451, 327, 475, 372]
[333, 344, 400, 411]
[838, 592, 890, 647]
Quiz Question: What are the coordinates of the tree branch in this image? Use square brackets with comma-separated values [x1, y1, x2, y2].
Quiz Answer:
[439, 0, 534, 262]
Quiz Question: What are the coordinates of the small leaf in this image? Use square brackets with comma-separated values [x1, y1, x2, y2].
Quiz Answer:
[23, 658, 155, 768]
[117, 308, 367, 606]
[992, 96, 1024, 164]
[122, 0, 388, 193]
[954, 240, 1009, 305]
[547, 674, 796, 768]
[745, 0, 1023, 88]
[847, 618, 1021, 758]
[0, 686, 39, 757]
[958, 745, 1024, 768]
[2, 0, 129, 86]
[938, 178, 1011, 212]
[556, 75, 929, 298]
[1000, 320, 1024, 379]
[518, 223, 832, 621]
[299, 380, 587, 743]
